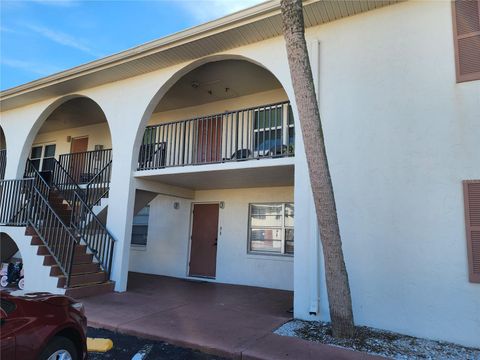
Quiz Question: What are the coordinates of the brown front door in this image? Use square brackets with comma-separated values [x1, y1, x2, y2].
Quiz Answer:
[196, 116, 222, 164]
[189, 203, 219, 278]
[70, 137, 88, 182]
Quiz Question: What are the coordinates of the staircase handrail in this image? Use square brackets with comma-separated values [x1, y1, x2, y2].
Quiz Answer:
[0, 178, 33, 226]
[50, 158, 115, 277]
[85, 159, 112, 207]
[25, 158, 115, 282]
[70, 190, 115, 278]
[24, 159, 51, 198]
[51, 158, 86, 204]
[27, 184, 78, 287]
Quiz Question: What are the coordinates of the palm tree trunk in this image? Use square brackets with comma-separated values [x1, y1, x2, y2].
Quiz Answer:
[280, 0, 355, 338]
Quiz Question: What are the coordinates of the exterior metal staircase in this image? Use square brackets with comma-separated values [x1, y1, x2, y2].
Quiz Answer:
[0, 156, 115, 298]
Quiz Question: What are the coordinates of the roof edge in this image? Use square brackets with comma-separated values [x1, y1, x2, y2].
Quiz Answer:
[0, 0, 287, 100]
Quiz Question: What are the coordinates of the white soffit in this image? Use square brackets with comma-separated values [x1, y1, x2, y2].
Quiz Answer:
[134, 162, 295, 190]
[0, 0, 401, 111]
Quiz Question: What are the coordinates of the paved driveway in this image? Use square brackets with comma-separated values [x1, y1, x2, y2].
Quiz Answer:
[82, 272, 382, 360]
[82, 272, 293, 358]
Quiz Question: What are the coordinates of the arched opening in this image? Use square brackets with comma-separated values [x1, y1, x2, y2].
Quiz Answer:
[29, 97, 111, 181]
[26, 96, 113, 213]
[0, 96, 116, 295]
[0, 233, 24, 290]
[137, 59, 294, 171]
[0, 126, 6, 180]
[128, 58, 295, 300]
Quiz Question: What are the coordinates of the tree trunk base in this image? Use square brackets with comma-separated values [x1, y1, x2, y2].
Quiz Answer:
[331, 314, 356, 338]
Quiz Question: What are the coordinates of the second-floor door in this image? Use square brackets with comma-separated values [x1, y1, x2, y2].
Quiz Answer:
[69, 136, 88, 183]
[196, 116, 222, 164]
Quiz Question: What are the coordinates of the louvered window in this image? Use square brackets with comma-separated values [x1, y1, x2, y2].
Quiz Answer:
[463, 180, 480, 283]
[452, 0, 480, 82]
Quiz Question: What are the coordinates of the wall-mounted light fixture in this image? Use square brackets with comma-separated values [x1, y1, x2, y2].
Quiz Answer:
[66, 136, 72, 143]
[219, 201, 225, 209]
[173, 202, 180, 210]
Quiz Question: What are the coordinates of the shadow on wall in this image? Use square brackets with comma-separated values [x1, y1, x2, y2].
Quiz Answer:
[1, 232, 20, 263]
[0, 232, 24, 290]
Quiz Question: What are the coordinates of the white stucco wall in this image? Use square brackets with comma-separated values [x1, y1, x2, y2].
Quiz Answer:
[149, 88, 287, 125]
[129, 186, 294, 290]
[302, 0, 480, 347]
[32, 122, 112, 158]
[0, 228, 64, 295]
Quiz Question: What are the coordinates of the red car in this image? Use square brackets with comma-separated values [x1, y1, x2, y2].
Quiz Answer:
[1, 291, 87, 360]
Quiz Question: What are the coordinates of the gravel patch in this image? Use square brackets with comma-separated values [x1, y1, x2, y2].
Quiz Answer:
[275, 320, 480, 360]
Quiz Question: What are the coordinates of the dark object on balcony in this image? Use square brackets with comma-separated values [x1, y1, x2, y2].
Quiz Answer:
[39, 170, 52, 185]
[137, 101, 294, 170]
[79, 173, 95, 184]
[138, 142, 167, 169]
[266, 145, 288, 157]
[230, 149, 251, 160]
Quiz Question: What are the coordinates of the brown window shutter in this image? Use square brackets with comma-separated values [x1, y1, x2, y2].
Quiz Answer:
[463, 180, 480, 283]
[452, 0, 480, 83]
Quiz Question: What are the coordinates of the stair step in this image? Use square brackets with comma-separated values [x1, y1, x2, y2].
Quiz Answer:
[72, 262, 101, 274]
[31, 236, 43, 246]
[65, 281, 115, 299]
[43, 255, 57, 266]
[50, 266, 63, 276]
[55, 210, 72, 217]
[73, 252, 94, 264]
[37, 244, 87, 256]
[50, 263, 101, 277]
[37, 240, 87, 257]
[57, 271, 107, 288]
[42, 252, 93, 266]
[50, 203, 70, 211]
[48, 196, 65, 204]
[25, 226, 37, 236]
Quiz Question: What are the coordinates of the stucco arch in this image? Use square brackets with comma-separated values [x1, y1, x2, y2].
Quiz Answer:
[131, 53, 295, 171]
[18, 94, 112, 177]
[0, 229, 61, 294]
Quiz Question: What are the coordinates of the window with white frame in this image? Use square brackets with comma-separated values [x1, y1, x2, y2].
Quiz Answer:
[253, 104, 294, 156]
[30, 143, 56, 172]
[248, 203, 294, 255]
[131, 205, 150, 246]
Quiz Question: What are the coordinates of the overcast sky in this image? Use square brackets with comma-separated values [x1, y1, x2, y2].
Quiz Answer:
[0, 0, 264, 90]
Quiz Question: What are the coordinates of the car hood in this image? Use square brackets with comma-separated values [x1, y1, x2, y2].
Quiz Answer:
[2, 290, 73, 306]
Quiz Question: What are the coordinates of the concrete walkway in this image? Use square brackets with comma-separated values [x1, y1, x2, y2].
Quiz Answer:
[81, 272, 383, 359]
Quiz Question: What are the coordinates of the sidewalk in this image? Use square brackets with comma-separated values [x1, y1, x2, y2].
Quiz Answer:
[81, 273, 384, 359]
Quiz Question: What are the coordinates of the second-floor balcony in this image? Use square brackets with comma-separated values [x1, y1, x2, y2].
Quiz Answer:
[137, 101, 294, 171]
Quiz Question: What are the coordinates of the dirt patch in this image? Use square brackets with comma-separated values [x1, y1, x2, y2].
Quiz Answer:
[275, 320, 480, 360]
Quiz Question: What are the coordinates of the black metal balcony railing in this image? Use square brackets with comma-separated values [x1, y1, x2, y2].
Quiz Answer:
[0, 179, 33, 226]
[0, 178, 78, 287]
[71, 191, 114, 280]
[138, 101, 294, 171]
[86, 160, 112, 207]
[21, 159, 115, 282]
[28, 185, 78, 287]
[0, 149, 6, 180]
[59, 148, 112, 184]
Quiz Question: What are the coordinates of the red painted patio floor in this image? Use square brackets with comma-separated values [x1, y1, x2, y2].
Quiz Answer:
[81, 272, 383, 359]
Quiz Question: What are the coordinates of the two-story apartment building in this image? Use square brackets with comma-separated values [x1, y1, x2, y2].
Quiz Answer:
[1, 0, 479, 348]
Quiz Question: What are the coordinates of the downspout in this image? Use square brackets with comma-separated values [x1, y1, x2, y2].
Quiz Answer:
[307, 39, 321, 316]
[309, 191, 320, 315]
